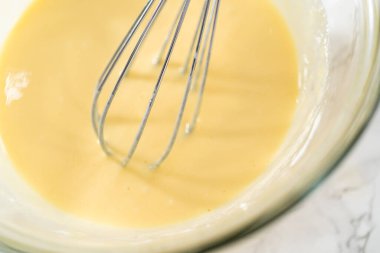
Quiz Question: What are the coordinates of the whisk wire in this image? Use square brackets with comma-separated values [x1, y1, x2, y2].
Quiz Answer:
[92, 0, 155, 135]
[152, 0, 188, 65]
[98, 0, 167, 156]
[180, 2, 208, 74]
[151, 0, 213, 168]
[92, 0, 220, 168]
[190, 0, 215, 92]
[187, 0, 220, 134]
[123, 0, 192, 166]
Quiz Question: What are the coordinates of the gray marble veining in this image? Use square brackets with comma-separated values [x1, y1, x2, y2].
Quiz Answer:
[215, 107, 380, 253]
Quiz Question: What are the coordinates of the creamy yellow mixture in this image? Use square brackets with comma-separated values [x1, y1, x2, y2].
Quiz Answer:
[0, 0, 298, 228]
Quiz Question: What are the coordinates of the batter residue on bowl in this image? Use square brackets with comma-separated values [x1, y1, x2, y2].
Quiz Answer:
[0, 0, 298, 227]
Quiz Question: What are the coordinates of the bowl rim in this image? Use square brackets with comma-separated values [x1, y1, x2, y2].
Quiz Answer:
[0, 1, 379, 252]
[196, 2, 380, 252]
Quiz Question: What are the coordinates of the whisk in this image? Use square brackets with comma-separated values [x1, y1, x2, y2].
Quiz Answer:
[91, 0, 220, 169]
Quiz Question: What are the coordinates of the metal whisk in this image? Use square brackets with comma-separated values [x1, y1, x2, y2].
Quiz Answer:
[91, 0, 220, 169]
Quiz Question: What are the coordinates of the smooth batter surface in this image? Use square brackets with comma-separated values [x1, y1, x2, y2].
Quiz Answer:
[0, 0, 298, 228]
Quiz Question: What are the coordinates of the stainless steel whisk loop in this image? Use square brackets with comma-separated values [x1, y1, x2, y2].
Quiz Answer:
[91, 0, 221, 169]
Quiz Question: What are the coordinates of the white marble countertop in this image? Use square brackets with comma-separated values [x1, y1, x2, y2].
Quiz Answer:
[214, 106, 380, 253]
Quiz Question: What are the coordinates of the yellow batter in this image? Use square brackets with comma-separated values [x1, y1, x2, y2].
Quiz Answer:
[0, 0, 298, 228]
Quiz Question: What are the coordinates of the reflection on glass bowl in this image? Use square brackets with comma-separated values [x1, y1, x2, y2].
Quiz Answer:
[0, 0, 379, 252]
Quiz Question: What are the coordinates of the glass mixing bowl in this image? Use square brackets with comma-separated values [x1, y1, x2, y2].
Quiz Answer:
[0, 0, 379, 252]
